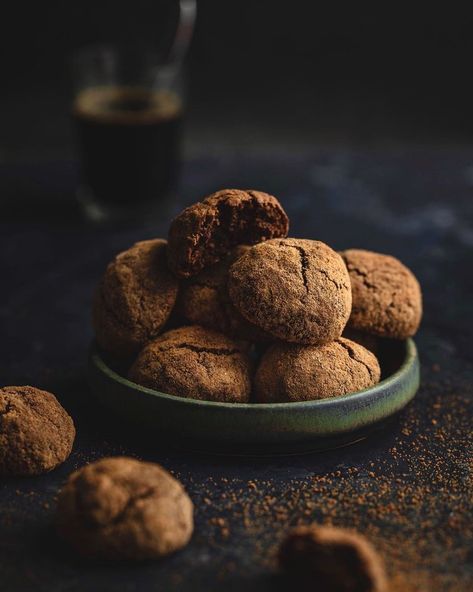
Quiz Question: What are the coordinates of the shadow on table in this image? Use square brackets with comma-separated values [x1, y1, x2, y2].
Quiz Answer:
[64, 372, 403, 475]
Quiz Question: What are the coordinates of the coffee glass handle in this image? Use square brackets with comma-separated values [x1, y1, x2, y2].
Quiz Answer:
[168, 0, 197, 65]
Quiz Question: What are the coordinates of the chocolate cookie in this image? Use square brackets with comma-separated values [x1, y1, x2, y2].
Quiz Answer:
[93, 239, 179, 359]
[0, 386, 75, 476]
[57, 457, 193, 561]
[129, 325, 252, 403]
[341, 249, 422, 339]
[254, 338, 380, 403]
[167, 189, 289, 278]
[229, 238, 352, 345]
[178, 245, 271, 342]
[279, 525, 387, 592]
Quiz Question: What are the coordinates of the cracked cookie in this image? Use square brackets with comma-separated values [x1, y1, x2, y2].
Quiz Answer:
[128, 325, 252, 402]
[341, 249, 422, 339]
[167, 189, 289, 278]
[178, 245, 272, 342]
[93, 239, 179, 359]
[228, 238, 352, 345]
[0, 386, 75, 476]
[56, 457, 193, 560]
[254, 338, 380, 403]
[279, 524, 387, 592]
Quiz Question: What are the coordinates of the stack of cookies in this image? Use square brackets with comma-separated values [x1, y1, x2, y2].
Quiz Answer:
[93, 189, 422, 404]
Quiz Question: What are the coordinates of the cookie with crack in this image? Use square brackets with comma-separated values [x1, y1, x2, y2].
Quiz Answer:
[92, 239, 179, 359]
[279, 524, 387, 592]
[228, 238, 352, 345]
[167, 189, 289, 278]
[0, 386, 75, 476]
[129, 326, 252, 403]
[254, 338, 380, 403]
[56, 457, 193, 560]
[341, 249, 422, 339]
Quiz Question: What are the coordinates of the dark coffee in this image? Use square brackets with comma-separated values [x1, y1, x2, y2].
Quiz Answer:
[73, 86, 182, 207]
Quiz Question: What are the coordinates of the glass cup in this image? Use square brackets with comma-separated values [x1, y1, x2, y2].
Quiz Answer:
[72, 1, 196, 221]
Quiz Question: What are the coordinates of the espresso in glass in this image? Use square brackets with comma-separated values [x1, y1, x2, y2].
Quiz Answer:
[73, 86, 182, 207]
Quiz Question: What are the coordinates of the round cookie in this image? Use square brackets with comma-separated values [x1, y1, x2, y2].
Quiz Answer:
[0, 386, 75, 476]
[341, 249, 422, 340]
[254, 338, 380, 403]
[167, 189, 289, 278]
[178, 245, 271, 342]
[56, 457, 193, 561]
[129, 325, 252, 403]
[228, 238, 352, 345]
[92, 239, 179, 359]
[279, 524, 387, 592]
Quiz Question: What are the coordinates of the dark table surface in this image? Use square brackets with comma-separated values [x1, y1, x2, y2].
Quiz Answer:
[1, 148, 472, 591]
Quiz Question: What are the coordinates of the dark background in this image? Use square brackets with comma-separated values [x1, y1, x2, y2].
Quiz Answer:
[1, 3, 473, 591]
[2, 2, 473, 162]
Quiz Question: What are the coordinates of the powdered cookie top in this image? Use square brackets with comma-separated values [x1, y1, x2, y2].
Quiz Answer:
[228, 238, 352, 345]
[129, 325, 252, 403]
[56, 457, 193, 561]
[93, 239, 179, 359]
[341, 249, 422, 339]
[0, 386, 75, 476]
[167, 189, 289, 278]
[254, 338, 380, 403]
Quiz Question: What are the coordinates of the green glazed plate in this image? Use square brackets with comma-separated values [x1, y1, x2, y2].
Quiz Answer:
[87, 339, 419, 455]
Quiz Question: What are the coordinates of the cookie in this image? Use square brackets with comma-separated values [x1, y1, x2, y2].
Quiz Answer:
[129, 325, 252, 403]
[167, 189, 289, 278]
[228, 238, 352, 345]
[178, 245, 271, 342]
[0, 386, 75, 476]
[92, 239, 179, 359]
[341, 249, 422, 339]
[56, 457, 193, 561]
[254, 338, 380, 403]
[279, 524, 387, 592]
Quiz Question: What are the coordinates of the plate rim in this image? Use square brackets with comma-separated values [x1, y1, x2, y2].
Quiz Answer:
[89, 338, 418, 412]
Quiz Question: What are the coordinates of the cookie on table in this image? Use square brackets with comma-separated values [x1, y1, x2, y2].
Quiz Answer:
[341, 249, 422, 340]
[167, 189, 289, 278]
[279, 524, 387, 592]
[228, 238, 352, 345]
[0, 386, 75, 476]
[254, 338, 380, 403]
[129, 325, 252, 403]
[178, 245, 272, 342]
[56, 457, 193, 561]
[92, 239, 179, 359]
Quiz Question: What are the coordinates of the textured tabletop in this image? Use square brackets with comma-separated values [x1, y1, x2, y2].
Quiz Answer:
[1, 149, 472, 591]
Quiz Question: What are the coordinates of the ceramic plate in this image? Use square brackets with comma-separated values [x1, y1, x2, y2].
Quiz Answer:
[87, 339, 419, 454]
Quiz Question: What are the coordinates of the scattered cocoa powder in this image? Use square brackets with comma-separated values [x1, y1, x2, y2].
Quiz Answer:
[188, 374, 473, 592]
